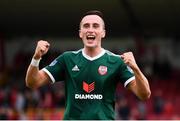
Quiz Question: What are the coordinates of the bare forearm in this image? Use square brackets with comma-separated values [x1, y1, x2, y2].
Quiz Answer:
[121, 52, 151, 100]
[25, 40, 50, 89]
[25, 65, 41, 89]
[133, 67, 151, 100]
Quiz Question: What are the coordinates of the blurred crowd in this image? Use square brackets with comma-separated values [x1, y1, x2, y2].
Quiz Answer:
[0, 37, 180, 120]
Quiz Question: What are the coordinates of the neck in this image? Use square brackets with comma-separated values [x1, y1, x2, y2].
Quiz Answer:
[83, 47, 103, 57]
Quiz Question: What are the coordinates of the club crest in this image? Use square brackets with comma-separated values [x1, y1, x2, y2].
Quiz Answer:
[98, 65, 107, 75]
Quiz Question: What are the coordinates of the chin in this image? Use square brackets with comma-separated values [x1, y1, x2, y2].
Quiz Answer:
[86, 45, 97, 48]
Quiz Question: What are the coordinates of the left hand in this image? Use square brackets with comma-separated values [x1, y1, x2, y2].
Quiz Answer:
[120, 52, 138, 70]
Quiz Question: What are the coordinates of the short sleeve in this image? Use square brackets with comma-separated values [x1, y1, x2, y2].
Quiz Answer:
[118, 60, 135, 87]
[42, 54, 65, 83]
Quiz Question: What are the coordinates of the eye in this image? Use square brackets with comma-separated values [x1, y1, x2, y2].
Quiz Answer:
[93, 23, 100, 28]
[83, 23, 90, 28]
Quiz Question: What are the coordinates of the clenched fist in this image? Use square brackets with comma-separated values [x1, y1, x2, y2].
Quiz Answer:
[120, 52, 138, 71]
[33, 40, 50, 59]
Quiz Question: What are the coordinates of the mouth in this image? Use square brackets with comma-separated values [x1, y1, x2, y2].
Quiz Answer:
[86, 35, 96, 40]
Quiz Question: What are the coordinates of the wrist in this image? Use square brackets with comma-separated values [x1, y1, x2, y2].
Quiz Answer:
[33, 54, 41, 60]
[30, 58, 41, 67]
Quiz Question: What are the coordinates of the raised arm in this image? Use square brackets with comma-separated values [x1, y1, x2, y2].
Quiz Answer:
[121, 52, 151, 100]
[25, 40, 51, 89]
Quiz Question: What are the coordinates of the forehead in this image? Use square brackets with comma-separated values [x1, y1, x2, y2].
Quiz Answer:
[81, 15, 104, 25]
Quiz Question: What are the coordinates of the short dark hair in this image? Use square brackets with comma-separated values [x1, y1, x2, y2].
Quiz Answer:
[80, 10, 105, 29]
[82, 10, 104, 20]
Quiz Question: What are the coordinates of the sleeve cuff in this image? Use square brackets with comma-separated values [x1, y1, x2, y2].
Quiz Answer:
[124, 76, 135, 87]
[42, 68, 56, 83]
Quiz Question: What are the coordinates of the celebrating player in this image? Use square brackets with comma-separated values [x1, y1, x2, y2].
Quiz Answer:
[25, 10, 151, 120]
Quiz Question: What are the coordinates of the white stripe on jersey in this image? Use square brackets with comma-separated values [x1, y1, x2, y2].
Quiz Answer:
[42, 68, 56, 83]
[72, 49, 82, 54]
[105, 50, 120, 57]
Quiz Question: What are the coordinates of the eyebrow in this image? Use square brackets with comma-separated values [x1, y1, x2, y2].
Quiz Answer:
[82, 22, 100, 26]
[93, 23, 100, 26]
[83, 23, 89, 26]
[80, 22, 104, 29]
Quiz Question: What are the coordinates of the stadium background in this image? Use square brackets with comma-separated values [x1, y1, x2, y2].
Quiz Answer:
[0, 0, 180, 120]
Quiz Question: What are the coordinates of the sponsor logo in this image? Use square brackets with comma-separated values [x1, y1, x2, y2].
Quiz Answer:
[83, 81, 94, 93]
[72, 65, 79, 71]
[98, 65, 107, 75]
[74, 81, 103, 100]
[75, 94, 103, 99]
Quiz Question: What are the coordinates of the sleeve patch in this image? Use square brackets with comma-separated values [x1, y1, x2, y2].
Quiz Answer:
[127, 66, 134, 74]
[49, 60, 57, 67]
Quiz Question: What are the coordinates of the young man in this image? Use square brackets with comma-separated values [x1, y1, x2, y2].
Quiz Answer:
[25, 10, 151, 120]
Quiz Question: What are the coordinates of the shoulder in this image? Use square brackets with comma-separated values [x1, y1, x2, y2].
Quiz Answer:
[58, 49, 82, 57]
[64, 49, 82, 55]
[105, 50, 119, 57]
[64, 49, 82, 54]
[55, 49, 82, 61]
[104, 50, 123, 63]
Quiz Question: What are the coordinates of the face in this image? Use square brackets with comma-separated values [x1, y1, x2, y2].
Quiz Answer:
[79, 15, 105, 49]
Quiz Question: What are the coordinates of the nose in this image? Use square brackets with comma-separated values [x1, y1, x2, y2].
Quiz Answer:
[87, 25, 94, 32]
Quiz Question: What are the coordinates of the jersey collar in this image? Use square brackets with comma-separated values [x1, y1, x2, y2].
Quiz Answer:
[82, 48, 105, 61]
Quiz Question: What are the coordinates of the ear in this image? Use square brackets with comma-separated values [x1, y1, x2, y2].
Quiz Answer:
[79, 30, 82, 38]
[102, 30, 106, 38]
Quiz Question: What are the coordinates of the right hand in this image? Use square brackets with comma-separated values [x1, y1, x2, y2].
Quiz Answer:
[33, 40, 50, 59]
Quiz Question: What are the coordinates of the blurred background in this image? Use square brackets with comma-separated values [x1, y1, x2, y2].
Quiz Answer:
[0, 0, 180, 120]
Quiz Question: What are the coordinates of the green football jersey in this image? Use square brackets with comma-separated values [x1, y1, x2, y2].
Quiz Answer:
[42, 48, 135, 120]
